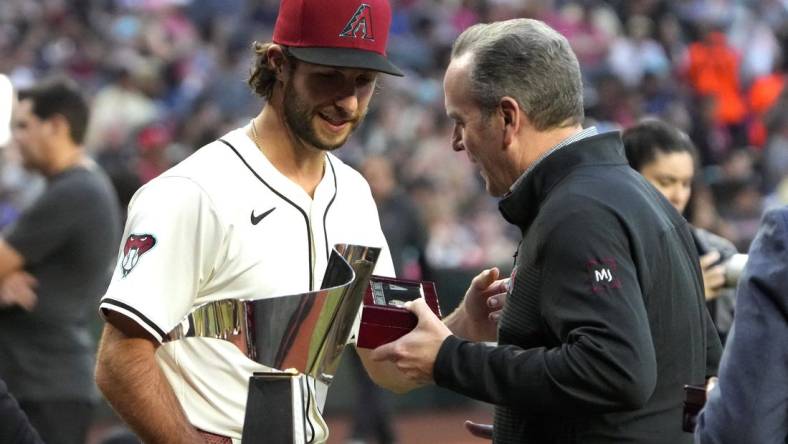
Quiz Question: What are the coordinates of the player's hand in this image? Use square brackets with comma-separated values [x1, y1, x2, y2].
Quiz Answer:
[700, 251, 725, 301]
[370, 298, 451, 385]
[0, 271, 38, 311]
[464, 420, 493, 440]
[462, 267, 508, 339]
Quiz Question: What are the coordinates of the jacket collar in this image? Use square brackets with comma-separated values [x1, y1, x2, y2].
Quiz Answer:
[498, 131, 627, 229]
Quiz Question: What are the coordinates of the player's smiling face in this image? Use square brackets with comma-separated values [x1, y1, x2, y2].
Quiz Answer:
[283, 61, 377, 151]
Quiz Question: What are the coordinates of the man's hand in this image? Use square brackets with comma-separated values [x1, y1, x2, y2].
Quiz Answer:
[370, 298, 451, 385]
[444, 268, 508, 341]
[700, 251, 725, 301]
[465, 267, 508, 323]
[0, 271, 38, 311]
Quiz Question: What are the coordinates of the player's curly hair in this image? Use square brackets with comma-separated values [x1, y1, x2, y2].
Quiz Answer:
[248, 42, 297, 100]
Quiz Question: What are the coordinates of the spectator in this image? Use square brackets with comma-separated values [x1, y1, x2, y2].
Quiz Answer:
[344, 155, 434, 444]
[623, 119, 739, 340]
[608, 15, 670, 88]
[362, 155, 430, 281]
[0, 72, 43, 444]
[683, 28, 747, 146]
[0, 77, 122, 444]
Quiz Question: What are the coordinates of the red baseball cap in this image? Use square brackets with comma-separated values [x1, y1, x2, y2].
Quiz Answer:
[272, 0, 403, 76]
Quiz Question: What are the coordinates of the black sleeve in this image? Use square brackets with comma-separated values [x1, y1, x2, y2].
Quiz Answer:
[0, 378, 43, 444]
[434, 206, 657, 414]
[5, 178, 86, 264]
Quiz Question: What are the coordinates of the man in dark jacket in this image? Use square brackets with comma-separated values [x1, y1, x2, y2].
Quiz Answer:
[372, 18, 721, 443]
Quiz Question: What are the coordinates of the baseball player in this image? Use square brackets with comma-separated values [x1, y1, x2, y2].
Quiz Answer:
[94, 0, 413, 443]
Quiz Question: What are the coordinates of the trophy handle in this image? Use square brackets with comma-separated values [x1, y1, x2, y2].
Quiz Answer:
[306, 245, 379, 381]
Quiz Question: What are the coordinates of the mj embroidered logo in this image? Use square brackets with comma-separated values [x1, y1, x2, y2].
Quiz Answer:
[594, 268, 613, 283]
[339, 4, 374, 40]
[586, 258, 622, 293]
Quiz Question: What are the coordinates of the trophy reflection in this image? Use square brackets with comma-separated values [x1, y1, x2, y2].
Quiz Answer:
[164, 244, 380, 443]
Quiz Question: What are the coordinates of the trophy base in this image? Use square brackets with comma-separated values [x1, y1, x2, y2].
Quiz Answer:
[243, 371, 327, 444]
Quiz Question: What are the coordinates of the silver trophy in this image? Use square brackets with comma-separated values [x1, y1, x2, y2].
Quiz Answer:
[163, 244, 381, 443]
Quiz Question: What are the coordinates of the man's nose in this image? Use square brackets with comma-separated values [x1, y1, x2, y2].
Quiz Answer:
[335, 95, 358, 116]
[334, 85, 359, 116]
[668, 187, 684, 207]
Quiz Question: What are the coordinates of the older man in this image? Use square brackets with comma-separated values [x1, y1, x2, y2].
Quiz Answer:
[373, 18, 721, 443]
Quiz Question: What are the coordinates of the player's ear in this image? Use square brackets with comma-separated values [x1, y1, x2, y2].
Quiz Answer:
[266, 45, 287, 79]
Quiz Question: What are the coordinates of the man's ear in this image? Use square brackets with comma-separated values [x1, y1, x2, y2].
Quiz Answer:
[49, 114, 72, 142]
[499, 96, 521, 148]
[266, 45, 288, 80]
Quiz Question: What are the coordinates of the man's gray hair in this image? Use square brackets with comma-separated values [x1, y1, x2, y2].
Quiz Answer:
[451, 18, 584, 131]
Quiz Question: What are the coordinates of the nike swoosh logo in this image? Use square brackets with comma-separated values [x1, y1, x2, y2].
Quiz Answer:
[251, 207, 276, 225]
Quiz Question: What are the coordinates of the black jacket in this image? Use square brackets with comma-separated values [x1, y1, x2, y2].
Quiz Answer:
[434, 132, 722, 443]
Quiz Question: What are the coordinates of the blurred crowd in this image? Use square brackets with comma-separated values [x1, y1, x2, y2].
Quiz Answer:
[1, 0, 787, 269]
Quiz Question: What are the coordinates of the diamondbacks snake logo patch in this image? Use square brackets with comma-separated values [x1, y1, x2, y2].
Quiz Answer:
[121, 234, 156, 277]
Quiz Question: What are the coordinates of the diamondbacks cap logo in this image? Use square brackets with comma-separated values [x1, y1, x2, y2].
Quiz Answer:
[121, 234, 156, 277]
[339, 4, 374, 40]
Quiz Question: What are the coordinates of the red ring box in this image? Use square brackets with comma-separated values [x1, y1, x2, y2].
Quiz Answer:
[357, 275, 442, 349]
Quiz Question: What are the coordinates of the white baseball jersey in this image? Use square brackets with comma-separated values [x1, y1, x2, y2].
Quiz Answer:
[100, 125, 395, 443]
